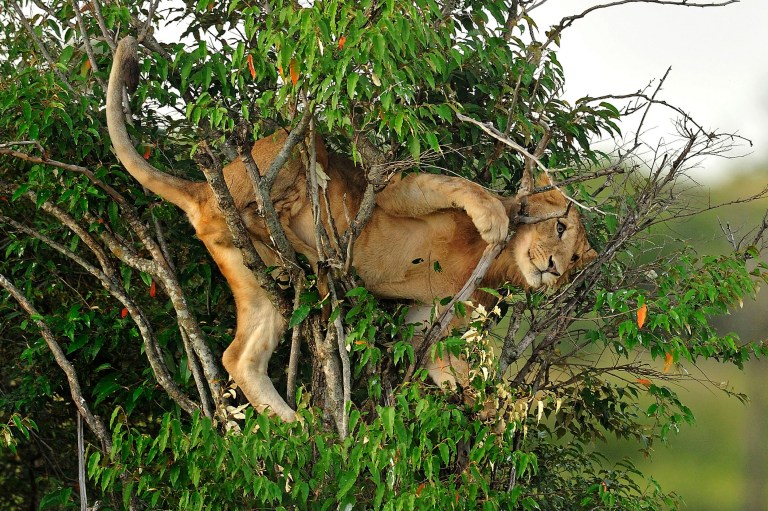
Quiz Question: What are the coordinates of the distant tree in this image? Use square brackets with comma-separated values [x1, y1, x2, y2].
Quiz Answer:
[1, 0, 766, 510]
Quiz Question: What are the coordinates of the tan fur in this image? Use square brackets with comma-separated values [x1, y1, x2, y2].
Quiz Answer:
[107, 37, 595, 421]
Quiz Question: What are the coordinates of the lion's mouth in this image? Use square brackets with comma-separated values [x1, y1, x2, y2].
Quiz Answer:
[527, 260, 560, 289]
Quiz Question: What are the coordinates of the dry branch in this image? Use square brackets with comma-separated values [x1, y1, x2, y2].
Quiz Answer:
[544, 0, 739, 48]
[0, 147, 224, 415]
[0, 273, 112, 451]
[196, 142, 291, 315]
[0, 209, 200, 415]
[10, 1, 76, 94]
[71, 0, 107, 91]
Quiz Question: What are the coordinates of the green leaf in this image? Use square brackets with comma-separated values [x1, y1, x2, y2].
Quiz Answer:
[347, 72, 359, 99]
[59, 45, 75, 65]
[438, 443, 450, 465]
[289, 304, 311, 328]
[380, 406, 394, 437]
[336, 470, 357, 500]
[346, 287, 369, 298]
[39, 488, 72, 510]
[408, 134, 420, 161]
[373, 33, 386, 61]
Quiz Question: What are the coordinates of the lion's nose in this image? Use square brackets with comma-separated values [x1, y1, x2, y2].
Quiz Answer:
[548, 256, 561, 277]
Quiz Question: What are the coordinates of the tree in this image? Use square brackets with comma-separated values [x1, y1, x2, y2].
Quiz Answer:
[0, 0, 766, 509]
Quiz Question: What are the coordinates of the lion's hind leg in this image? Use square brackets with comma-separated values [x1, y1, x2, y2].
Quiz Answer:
[222, 304, 295, 422]
[215, 245, 296, 422]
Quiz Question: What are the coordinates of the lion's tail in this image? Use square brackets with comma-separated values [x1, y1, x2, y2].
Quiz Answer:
[106, 36, 202, 214]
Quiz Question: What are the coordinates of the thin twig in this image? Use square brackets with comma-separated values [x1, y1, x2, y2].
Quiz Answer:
[635, 67, 671, 147]
[0, 148, 224, 413]
[77, 413, 87, 511]
[456, 113, 604, 214]
[197, 141, 291, 315]
[140, 0, 161, 41]
[544, 0, 738, 49]
[235, 129, 298, 267]
[91, 0, 116, 51]
[405, 240, 508, 382]
[286, 279, 304, 409]
[0, 210, 199, 415]
[11, 0, 76, 94]
[72, 0, 107, 90]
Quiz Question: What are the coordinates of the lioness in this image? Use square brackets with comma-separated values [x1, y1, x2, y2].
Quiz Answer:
[106, 37, 595, 421]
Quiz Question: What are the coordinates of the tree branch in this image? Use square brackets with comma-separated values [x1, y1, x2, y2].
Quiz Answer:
[71, 0, 107, 91]
[196, 141, 291, 316]
[234, 128, 298, 267]
[0, 147, 225, 415]
[545, 0, 739, 48]
[0, 273, 112, 451]
[10, 1, 76, 95]
[0, 209, 200, 416]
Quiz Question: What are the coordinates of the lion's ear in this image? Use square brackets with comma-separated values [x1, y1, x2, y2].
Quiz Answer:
[501, 195, 521, 219]
[534, 171, 553, 187]
[579, 247, 598, 267]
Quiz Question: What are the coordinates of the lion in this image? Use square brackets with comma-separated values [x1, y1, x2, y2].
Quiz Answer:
[106, 37, 595, 421]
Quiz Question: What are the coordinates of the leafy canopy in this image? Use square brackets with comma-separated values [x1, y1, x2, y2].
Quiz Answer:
[0, 0, 766, 510]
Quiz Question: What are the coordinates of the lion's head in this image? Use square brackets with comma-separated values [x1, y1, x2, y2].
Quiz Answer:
[506, 189, 596, 290]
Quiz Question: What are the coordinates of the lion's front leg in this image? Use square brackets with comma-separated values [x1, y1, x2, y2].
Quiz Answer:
[405, 305, 470, 389]
[376, 173, 509, 244]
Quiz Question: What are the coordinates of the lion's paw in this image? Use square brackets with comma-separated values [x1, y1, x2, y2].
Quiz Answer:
[467, 199, 509, 245]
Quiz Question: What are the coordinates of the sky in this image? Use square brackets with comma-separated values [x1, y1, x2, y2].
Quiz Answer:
[529, 0, 768, 183]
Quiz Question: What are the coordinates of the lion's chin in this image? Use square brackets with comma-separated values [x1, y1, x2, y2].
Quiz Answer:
[521, 264, 558, 290]
[540, 272, 559, 287]
[520, 264, 544, 289]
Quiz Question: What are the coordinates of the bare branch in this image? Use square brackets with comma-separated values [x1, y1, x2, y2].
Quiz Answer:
[196, 141, 291, 315]
[457, 112, 547, 174]
[0, 147, 225, 411]
[0, 210, 200, 415]
[635, 67, 671, 148]
[308, 314, 347, 437]
[262, 108, 314, 190]
[286, 279, 304, 409]
[91, 0, 116, 51]
[456, 113, 605, 214]
[583, 83, 752, 153]
[0, 273, 112, 451]
[405, 240, 509, 383]
[497, 303, 528, 378]
[234, 128, 298, 267]
[139, 0, 162, 42]
[545, 0, 739, 48]
[77, 413, 87, 511]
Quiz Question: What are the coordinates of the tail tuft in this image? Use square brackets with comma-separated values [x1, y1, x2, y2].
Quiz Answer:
[116, 37, 140, 94]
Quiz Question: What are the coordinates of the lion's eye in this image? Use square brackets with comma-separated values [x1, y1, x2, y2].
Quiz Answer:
[556, 221, 566, 237]
[571, 254, 579, 263]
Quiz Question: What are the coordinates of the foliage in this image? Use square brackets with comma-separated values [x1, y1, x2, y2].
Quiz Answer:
[0, 0, 766, 510]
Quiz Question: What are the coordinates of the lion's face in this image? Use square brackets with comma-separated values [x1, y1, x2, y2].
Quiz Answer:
[511, 190, 596, 290]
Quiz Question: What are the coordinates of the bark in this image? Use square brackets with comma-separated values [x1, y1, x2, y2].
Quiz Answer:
[309, 315, 347, 437]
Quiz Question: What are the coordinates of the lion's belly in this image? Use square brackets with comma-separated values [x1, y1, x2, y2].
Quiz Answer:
[352, 211, 478, 303]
